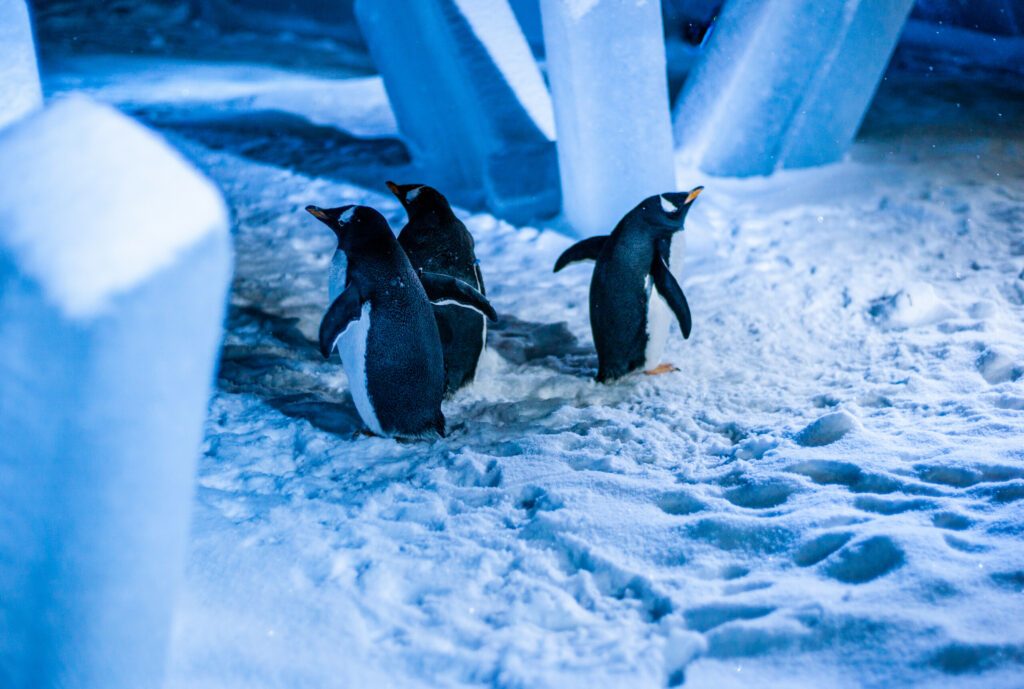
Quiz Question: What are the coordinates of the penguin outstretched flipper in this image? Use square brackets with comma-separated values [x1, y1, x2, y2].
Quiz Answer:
[553, 236, 608, 272]
[319, 285, 364, 358]
[419, 271, 498, 321]
[651, 239, 692, 339]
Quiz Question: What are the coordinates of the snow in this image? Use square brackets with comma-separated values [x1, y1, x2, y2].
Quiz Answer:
[37, 30, 1024, 689]
[540, 0, 675, 236]
[0, 95, 227, 317]
[0, 0, 42, 129]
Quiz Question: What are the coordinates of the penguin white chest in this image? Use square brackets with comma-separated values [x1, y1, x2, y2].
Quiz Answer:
[645, 281, 671, 368]
[644, 233, 686, 368]
[338, 301, 383, 435]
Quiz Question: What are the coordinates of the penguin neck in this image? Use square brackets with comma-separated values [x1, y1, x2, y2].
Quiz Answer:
[407, 204, 457, 229]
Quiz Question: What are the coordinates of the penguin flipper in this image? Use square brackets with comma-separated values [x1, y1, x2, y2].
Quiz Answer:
[553, 236, 608, 272]
[319, 286, 364, 358]
[420, 271, 498, 321]
[651, 244, 693, 340]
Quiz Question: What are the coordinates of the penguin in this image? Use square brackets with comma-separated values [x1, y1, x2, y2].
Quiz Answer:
[307, 204, 496, 438]
[553, 187, 703, 382]
[387, 181, 487, 397]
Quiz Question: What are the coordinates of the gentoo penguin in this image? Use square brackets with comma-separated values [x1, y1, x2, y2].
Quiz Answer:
[387, 181, 486, 397]
[553, 187, 703, 382]
[307, 204, 496, 438]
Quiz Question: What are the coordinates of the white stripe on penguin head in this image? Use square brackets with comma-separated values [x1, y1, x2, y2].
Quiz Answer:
[340, 207, 356, 223]
[660, 195, 678, 214]
[406, 186, 424, 202]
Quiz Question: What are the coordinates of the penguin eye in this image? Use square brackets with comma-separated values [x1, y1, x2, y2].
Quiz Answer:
[659, 195, 678, 215]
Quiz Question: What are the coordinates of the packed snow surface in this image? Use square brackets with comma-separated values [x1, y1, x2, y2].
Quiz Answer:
[0, 95, 226, 317]
[44, 51, 1024, 688]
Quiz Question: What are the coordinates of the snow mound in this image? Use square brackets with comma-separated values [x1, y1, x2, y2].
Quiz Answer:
[976, 347, 1022, 385]
[0, 95, 228, 318]
[794, 410, 860, 447]
[868, 281, 957, 329]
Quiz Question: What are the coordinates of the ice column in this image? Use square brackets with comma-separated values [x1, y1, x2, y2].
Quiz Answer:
[0, 0, 43, 129]
[0, 96, 232, 689]
[354, 0, 560, 223]
[539, 0, 676, 237]
[673, 0, 914, 176]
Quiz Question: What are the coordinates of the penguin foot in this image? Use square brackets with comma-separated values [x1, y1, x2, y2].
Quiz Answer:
[643, 363, 678, 376]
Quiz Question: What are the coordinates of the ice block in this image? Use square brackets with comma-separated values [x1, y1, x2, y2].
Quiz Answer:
[539, 0, 677, 237]
[354, 0, 560, 223]
[0, 0, 43, 130]
[0, 96, 232, 689]
[673, 0, 913, 176]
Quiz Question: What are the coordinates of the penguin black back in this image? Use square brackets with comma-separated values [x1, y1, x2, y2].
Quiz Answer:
[388, 182, 486, 397]
[553, 188, 703, 382]
[308, 204, 445, 437]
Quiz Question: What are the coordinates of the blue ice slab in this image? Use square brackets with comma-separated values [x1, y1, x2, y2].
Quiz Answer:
[539, 0, 676, 237]
[0, 96, 232, 689]
[0, 0, 42, 129]
[673, 0, 914, 176]
[354, 0, 560, 223]
[509, 0, 545, 55]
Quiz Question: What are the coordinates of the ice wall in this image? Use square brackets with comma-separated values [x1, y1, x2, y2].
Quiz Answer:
[673, 0, 914, 176]
[0, 0, 43, 129]
[354, 0, 560, 223]
[0, 96, 232, 689]
[539, 0, 676, 236]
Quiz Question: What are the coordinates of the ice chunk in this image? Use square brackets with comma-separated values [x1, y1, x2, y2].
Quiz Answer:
[539, 0, 676, 236]
[780, 1, 914, 169]
[354, 0, 559, 223]
[0, 0, 43, 129]
[0, 96, 231, 689]
[673, 0, 914, 176]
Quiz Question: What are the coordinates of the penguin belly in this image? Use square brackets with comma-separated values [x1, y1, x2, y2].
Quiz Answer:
[338, 302, 383, 436]
[644, 284, 671, 369]
[643, 232, 686, 369]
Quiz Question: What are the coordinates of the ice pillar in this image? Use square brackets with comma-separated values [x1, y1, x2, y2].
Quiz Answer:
[354, 0, 560, 223]
[539, 0, 676, 237]
[0, 0, 43, 129]
[673, 0, 914, 176]
[0, 96, 232, 689]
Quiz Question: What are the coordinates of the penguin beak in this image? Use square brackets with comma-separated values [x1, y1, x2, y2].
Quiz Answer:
[306, 205, 329, 221]
[385, 181, 403, 200]
[684, 186, 704, 205]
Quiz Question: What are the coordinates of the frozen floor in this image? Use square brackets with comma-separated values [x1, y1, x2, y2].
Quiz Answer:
[44, 57, 1024, 688]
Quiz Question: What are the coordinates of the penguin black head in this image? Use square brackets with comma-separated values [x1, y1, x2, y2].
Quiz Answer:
[386, 181, 452, 218]
[637, 186, 704, 234]
[305, 204, 394, 254]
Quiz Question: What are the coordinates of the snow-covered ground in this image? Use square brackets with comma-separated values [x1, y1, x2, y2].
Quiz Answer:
[42, 46, 1024, 689]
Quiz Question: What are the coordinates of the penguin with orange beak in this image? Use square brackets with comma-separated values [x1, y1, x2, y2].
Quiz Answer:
[554, 187, 703, 382]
